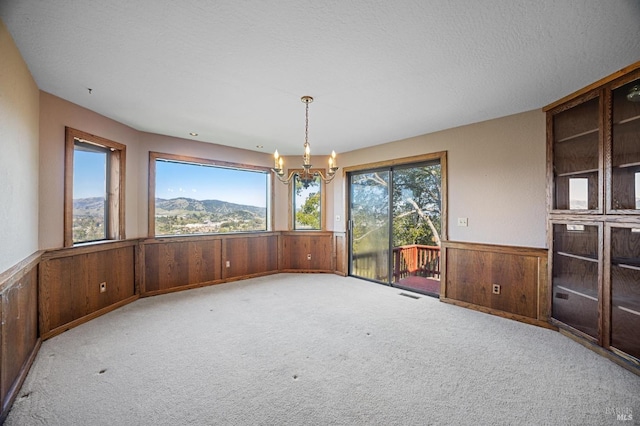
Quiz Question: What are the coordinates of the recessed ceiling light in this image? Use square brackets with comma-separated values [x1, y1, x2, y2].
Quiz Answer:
[189, 132, 198, 136]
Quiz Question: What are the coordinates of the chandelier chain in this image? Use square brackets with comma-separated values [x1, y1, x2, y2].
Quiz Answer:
[271, 95, 338, 187]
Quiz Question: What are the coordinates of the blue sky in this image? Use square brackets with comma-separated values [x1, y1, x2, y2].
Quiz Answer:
[155, 160, 268, 208]
[73, 150, 106, 199]
[74, 154, 269, 208]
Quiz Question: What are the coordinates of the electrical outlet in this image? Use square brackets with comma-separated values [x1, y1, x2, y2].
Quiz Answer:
[335, 215, 341, 222]
[457, 217, 468, 227]
[307, 254, 312, 260]
[492, 284, 500, 295]
[100, 282, 107, 293]
[226, 260, 230, 268]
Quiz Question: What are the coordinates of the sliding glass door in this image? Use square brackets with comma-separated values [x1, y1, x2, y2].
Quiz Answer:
[349, 171, 390, 281]
[349, 161, 442, 295]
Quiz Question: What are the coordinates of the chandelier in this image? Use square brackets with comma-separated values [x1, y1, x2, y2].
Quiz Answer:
[272, 96, 338, 188]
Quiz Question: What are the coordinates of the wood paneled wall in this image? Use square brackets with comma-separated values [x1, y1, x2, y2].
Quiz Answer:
[0, 230, 344, 420]
[334, 232, 347, 276]
[39, 241, 137, 339]
[279, 232, 334, 272]
[223, 234, 278, 279]
[442, 241, 552, 329]
[0, 253, 41, 423]
[141, 237, 222, 295]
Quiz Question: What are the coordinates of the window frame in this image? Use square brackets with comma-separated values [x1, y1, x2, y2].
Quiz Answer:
[64, 127, 126, 247]
[287, 169, 327, 231]
[148, 151, 274, 237]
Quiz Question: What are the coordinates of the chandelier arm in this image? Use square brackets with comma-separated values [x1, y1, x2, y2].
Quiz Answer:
[314, 169, 338, 184]
[271, 95, 339, 186]
[271, 169, 299, 185]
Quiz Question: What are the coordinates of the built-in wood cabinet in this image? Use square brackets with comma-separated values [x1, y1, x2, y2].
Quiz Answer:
[545, 61, 640, 371]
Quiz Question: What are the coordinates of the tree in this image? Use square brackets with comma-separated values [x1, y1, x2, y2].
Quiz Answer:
[350, 164, 442, 251]
[294, 176, 321, 229]
[392, 165, 441, 247]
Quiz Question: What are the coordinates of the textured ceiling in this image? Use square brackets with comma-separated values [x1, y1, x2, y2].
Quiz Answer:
[2, 1, 640, 155]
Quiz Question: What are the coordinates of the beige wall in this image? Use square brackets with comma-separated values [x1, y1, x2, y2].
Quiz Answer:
[38, 92, 280, 248]
[331, 110, 547, 248]
[37, 93, 547, 251]
[0, 20, 39, 271]
[39, 92, 141, 249]
[135, 132, 276, 235]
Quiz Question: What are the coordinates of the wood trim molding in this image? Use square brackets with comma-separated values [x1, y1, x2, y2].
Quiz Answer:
[342, 151, 448, 174]
[286, 168, 327, 231]
[543, 60, 640, 112]
[41, 295, 139, 340]
[64, 127, 127, 247]
[0, 339, 41, 424]
[441, 240, 547, 257]
[147, 151, 274, 238]
[0, 251, 42, 293]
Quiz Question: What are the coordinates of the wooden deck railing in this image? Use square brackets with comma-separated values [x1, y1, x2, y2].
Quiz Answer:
[351, 245, 441, 282]
[392, 244, 441, 282]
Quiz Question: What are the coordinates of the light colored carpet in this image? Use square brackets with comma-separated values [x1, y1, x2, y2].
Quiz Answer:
[6, 273, 640, 425]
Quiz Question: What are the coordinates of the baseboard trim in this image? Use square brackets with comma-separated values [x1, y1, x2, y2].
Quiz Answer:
[557, 328, 640, 376]
[0, 338, 41, 424]
[440, 297, 556, 330]
[41, 295, 139, 340]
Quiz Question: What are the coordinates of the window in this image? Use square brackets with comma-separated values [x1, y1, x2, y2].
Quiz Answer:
[292, 174, 322, 230]
[149, 152, 272, 236]
[64, 127, 126, 246]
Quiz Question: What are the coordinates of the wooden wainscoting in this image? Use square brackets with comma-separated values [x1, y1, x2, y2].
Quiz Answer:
[0, 252, 41, 423]
[222, 234, 278, 280]
[141, 236, 223, 295]
[140, 233, 279, 295]
[334, 232, 347, 276]
[441, 241, 553, 329]
[39, 241, 137, 339]
[279, 232, 334, 272]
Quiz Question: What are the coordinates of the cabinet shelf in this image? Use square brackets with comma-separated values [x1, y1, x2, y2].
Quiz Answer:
[556, 251, 599, 263]
[612, 257, 640, 270]
[555, 285, 598, 302]
[614, 114, 640, 125]
[615, 161, 640, 169]
[555, 169, 599, 177]
[613, 304, 640, 317]
[556, 128, 599, 143]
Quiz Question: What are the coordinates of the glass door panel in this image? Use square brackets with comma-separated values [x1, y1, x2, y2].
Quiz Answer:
[609, 226, 640, 359]
[552, 96, 600, 211]
[611, 76, 640, 212]
[350, 171, 390, 282]
[391, 164, 442, 295]
[551, 223, 600, 339]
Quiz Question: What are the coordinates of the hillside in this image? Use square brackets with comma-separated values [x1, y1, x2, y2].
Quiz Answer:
[72, 197, 267, 238]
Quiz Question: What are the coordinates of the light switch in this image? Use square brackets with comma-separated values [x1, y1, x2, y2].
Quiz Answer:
[457, 217, 468, 227]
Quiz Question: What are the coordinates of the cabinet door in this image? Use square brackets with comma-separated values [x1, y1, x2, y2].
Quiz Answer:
[607, 225, 640, 361]
[551, 222, 602, 340]
[608, 72, 640, 213]
[550, 94, 602, 212]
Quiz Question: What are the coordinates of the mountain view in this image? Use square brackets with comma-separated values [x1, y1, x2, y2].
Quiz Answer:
[73, 197, 106, 242]
[73, 197, 267, 240]
[155, 197, 267, 235]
